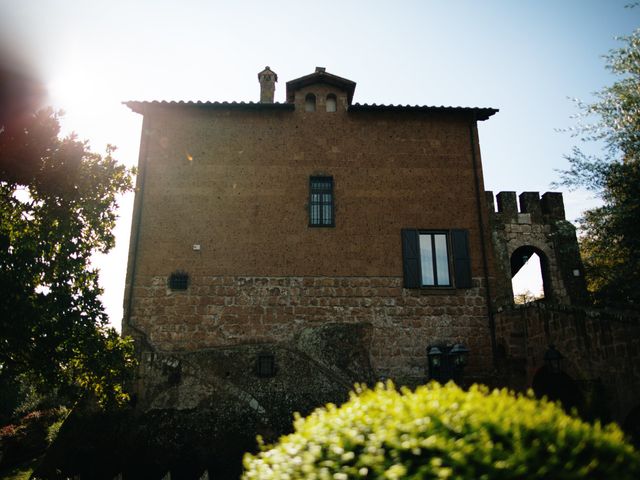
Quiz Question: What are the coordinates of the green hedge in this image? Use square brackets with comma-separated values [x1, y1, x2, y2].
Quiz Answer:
[243, 382, 640, 479]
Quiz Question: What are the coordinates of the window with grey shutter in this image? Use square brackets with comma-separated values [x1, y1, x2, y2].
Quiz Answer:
[451, 229, 472, 288]
[401, 229, 420, 288]
[401, 229, 471, 289]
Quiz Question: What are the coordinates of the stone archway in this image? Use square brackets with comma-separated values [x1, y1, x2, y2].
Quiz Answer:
[532, 366, 584, 413]
[510, 245, 552, 303]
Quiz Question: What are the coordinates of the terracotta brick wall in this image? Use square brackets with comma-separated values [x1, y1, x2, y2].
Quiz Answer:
[128, 104, 488, 278]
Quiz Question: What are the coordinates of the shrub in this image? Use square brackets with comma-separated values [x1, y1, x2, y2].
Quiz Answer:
[243, 382, 640, 479]
[0, 407, 68, 473]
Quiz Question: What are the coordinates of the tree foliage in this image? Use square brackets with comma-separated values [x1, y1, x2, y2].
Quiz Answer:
[243, 382, 639, 479]
[558, 27, 640, 308]
[0, 108, 135, 416]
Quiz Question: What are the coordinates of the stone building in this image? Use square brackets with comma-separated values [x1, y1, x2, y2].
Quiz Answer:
[122, 66, 502, 389]
[35, 67, 640, 478]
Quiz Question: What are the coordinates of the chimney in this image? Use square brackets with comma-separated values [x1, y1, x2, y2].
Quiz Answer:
[258, 66, 277, 103]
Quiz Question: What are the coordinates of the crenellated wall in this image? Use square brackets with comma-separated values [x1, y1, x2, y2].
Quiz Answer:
[487, 191, 640, 427]
[486, 190, 587, 308]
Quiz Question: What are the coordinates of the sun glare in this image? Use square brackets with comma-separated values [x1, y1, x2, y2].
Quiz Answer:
[47, 69, 125, 118]
[44, 71, 130, 150]
[43, 71, 141, 330]
[48, 74, 99, 112]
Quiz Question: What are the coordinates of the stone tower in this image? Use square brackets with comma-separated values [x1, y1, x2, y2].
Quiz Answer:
[486, 190, 587, 308]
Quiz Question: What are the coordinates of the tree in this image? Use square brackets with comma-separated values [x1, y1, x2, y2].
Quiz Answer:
[558, 27, 640, 309]
[513, 289, 543, 305]
[0, 108, 135, 417]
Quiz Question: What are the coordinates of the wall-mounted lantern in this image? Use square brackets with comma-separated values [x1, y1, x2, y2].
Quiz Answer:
[427, 343, 470, 384]
[543, 345, 564, 374]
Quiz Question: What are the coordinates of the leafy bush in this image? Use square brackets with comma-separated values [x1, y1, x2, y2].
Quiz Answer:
[0, 407, 68, 473]
[243, 382, 640, 479]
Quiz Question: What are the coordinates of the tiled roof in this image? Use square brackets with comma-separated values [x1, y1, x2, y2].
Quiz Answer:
[348, 103, 498, 120]
[123, 100, 294, 114]
[124, 100, 498, 120]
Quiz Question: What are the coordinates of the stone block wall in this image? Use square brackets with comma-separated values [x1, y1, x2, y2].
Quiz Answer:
[128, 274, 493, 385]
[494, 303, 640, 422]
[37, 323, 375, 479]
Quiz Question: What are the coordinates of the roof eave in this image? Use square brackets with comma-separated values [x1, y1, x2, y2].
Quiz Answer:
[123, 101, 295, 115]
[348, 104, 498, 121]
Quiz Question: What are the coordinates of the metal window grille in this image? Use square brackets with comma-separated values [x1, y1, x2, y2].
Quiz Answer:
[256, 353, 276, 377]
[309, 176, 334, 226]
[168, 271, 189, 290]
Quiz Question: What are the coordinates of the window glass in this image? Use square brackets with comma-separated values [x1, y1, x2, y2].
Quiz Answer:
[305, 93, 316, 112]
[169, 272, 189, 290]
[326, 94, 337, 112]
[419, 234, 435, 286]
[309, 176, 333, 226]
[434, 234, 450, 285]
[311, 203, 320, 224]
[419, 232, 450, 286]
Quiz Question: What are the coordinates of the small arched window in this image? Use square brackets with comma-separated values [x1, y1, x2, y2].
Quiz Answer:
[305, 93, 316, 112]
[326, 94, 337, 112]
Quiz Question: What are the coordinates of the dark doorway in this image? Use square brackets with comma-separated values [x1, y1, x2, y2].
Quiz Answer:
[623, 405, 640, 448]
[532, 366, 584, 413]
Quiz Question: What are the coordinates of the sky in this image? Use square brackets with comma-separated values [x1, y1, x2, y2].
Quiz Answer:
[0, 0, 637, 328]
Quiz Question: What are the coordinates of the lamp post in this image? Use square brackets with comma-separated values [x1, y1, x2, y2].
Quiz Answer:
[427, 344, 470, 384]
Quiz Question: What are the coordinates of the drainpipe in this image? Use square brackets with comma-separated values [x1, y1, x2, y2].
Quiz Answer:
[469, 116, 498, 369]
[123, 110, 152, 346]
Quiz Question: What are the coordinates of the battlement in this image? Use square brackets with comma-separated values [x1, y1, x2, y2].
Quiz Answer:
[485, 191, 566, 222]
[486, 189, 586, 308]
